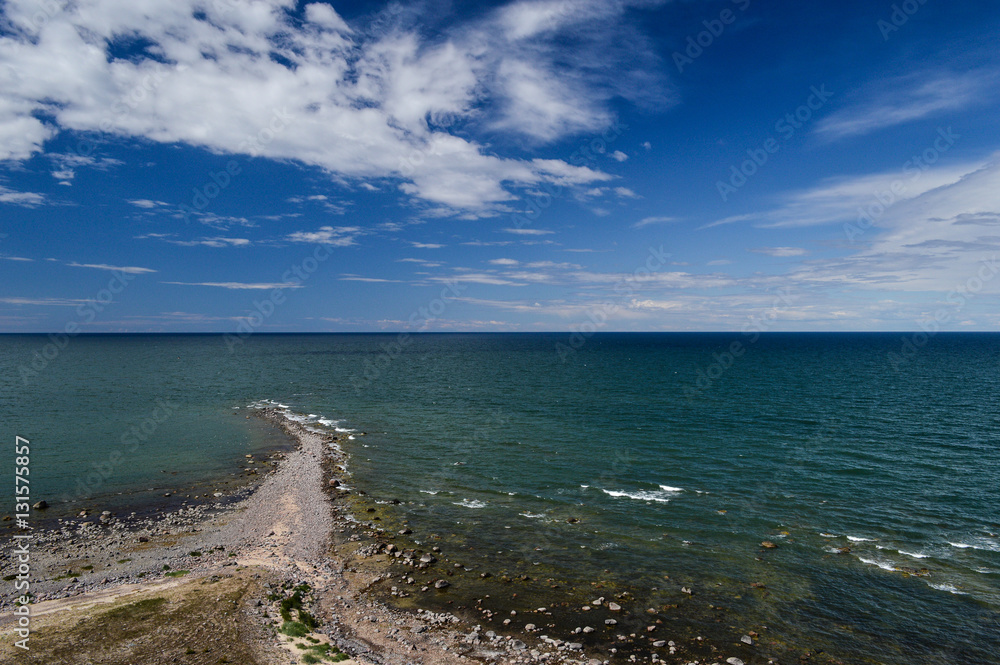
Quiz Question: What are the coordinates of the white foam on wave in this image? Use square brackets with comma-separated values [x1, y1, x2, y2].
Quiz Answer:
[819, 533, 838, 538]
[419, 490, 439, 495]
[858, 557, 896, 572]
[899, 550, 930, 559]
[949, 541, 1000, 552]
[847, 536, 875, 542]
[659, 485, 683, 492]
[454, 499, 487, 509]
[929, 582, 967, 595]
[602, 489, 673, 503]
[519, 512, 545, 519]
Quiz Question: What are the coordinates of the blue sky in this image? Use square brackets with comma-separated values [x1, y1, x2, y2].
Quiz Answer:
[2, 0, 1000, 332]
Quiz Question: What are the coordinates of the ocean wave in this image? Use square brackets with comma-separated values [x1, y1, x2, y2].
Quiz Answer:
[519, 512, 545, 519]
[929, 582, 967, 595]
[847, 536, 875, 542]
[858, 556, 896, 572]
[419, 490, 439, 495]
[602, 489, 673, 503]
[659, 485, 684, 492]
[454, 499, 487, 509]
[898, 550, 930, 559]
[949, 541, 1000, 552]
[819, 532, 838, 538]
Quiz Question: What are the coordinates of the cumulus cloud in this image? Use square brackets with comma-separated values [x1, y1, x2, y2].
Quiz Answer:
[0, 0, 663, 214]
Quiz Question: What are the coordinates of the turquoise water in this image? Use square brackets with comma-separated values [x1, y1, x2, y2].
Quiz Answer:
[2, 333, 998, 662]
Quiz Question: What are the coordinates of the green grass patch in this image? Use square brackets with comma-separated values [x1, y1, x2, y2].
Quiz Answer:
[81, 565, 93, 571]
[3, 574, 18, 581]
[117, 558, 132, 564]
[165, 570, 190, 578]
[278, 620, 310, 638]
[189, 551, 202, 557]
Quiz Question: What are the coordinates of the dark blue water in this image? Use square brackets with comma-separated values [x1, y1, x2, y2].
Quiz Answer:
[1, 333, 998, 663]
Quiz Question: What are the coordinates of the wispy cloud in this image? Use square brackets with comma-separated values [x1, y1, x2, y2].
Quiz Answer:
[501, 228, 554, 235]
[168, 237, 251, 248]
[0, 185, 45, 207]
[748, 247, 809, 257]
[162, 282, 304, 290]
[410, 241, 445, 249]
[816, 71, 988, 140]
[0, 297, 95, 306]
[339, 275, 404, 283]
[67, 262, 157, 274]
[632, 215, 678, 229]
[286, 226, 360, 246]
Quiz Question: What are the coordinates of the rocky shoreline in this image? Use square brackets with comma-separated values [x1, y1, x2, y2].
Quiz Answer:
[1, 407, 771, 665]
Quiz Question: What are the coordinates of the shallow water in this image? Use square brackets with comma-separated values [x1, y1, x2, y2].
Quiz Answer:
[2, 332, 998, 663]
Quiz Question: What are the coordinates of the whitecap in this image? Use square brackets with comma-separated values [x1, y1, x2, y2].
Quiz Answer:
[949, 541, 1000, 552]
[899, 550, 929, 559]
[929, 582, 967, 595]
[858, 557, 896, 572]
[847, 536, 875, 542]
[658, 485, 683, 492]
[454, 499, 487, 509]
[419, 490, 439, 495]
[602, 489, 672, 503]
[819, 533, 838, 538]
[520, 512, 545, 519]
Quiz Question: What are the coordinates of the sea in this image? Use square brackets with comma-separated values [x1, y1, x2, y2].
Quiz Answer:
[1, 332, 998, 663]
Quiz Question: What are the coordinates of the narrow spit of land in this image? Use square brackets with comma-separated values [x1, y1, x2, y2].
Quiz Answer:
[7, 409, 708, 665]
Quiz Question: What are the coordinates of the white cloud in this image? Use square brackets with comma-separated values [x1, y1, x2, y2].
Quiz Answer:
[707, 159, 978, 229]
[632, 215, 677, 229]
[816, 71, 989, 140]
[2, 255, 32, 261]
[501, 228, 553, 235]
[0, 0, 658, 214]
[286, 226, 359, 246]
[488, 258, 520, 265]
[410, 241, 445, 249]
[613, 186, 639, 198]
[169, 237, 251, 248]
[749, 247, 809, 257]
[0, 296, 95, 306]
[163, 281, 303, 290]
[0, 185, 45, 206]
[129, 199, 169, 208]
[67, 262, 156, 274]
[610, 150, 628, 162]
